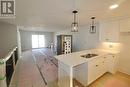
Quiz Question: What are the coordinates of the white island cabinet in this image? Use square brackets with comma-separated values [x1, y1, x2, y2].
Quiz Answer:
[55, 49, 119, 87]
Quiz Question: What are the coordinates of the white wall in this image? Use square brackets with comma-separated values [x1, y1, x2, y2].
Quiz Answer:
[118, 33, 130, 75]
[17, 28, 22, 58]
[0, 21, 17, 57]
[54, 25, 99, 52]
[20, 30, 54, 51]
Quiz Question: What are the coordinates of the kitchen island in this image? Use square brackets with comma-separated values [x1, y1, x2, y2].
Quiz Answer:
[55, 49, 119, 87]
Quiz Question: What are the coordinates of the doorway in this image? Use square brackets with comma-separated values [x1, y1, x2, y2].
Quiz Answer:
[32, 35, 45, 48]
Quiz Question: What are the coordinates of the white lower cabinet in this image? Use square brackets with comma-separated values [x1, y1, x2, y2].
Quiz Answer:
[88, 57, 107, 85]
[106, 54, 117, 74]
[87, 61, 97, 85]
[74, 54, 117, 86]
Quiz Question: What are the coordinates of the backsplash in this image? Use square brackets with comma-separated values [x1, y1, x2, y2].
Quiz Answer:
[97, 42, 122, 52]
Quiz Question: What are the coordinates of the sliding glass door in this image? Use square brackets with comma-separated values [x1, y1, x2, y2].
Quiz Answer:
[32, 35, 38, 48]
[32, 35, 45, 48]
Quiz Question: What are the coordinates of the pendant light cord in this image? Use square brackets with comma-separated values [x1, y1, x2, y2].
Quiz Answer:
[74, 12, 76, 23]
[73, 10, 78, 23]
[91, 17, 95, 26]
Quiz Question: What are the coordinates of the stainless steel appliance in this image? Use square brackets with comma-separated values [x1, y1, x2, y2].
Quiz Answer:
[57, 35, 72, 55]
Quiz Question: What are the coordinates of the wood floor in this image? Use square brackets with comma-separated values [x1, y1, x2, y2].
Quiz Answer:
[10, 48, 130, 87]
[73, 72, 130, 87]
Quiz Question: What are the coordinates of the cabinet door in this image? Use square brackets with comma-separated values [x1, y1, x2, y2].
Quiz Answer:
[102, 56, 108, 73]
[99, 57, 107, 76]
[88, 61, 97, 85]
[120, 18, 130, 32]
[95, 57, 107, 79]
[106, 55, 117, 74]
[99, 21, 119, 42]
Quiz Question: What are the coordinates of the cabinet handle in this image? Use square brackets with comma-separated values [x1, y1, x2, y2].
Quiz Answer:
[96, 65, 98, 67]
[104, 57, 106, 58]
[102, 61, 105, 63]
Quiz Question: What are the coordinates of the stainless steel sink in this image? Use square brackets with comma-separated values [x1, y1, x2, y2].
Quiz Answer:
[81, 53, 98, 58]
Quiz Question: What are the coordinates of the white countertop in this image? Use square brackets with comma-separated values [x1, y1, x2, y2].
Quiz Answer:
[55, 49, 119, 67]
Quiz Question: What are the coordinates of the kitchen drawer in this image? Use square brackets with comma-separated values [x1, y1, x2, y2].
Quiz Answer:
[89, 57, 103, 64]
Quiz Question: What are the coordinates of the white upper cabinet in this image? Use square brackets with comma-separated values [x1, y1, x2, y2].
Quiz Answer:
[99, 20, 119, 42]
[119, 18, 130, 32]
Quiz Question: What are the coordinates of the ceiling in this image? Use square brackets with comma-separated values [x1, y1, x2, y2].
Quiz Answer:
[0, 0, 130, 32]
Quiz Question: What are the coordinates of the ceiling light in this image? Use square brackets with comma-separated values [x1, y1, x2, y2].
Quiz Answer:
[109, 4, 119, 9]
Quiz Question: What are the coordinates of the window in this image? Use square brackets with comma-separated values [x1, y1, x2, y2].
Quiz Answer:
[32, 35, 45, 48]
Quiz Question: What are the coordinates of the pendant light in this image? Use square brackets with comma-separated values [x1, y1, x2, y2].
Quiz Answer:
[71, 10, 78, 32]
[90, 17, 96, 33]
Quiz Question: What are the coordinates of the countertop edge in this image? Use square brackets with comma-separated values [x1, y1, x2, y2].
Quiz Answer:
[55, 49, 119, 67]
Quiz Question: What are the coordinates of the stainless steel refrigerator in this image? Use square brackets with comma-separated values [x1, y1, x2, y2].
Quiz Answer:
[56, 35, 72, 55]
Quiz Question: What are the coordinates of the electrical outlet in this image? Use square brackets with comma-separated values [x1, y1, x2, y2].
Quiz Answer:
[109, 44, 113, 48]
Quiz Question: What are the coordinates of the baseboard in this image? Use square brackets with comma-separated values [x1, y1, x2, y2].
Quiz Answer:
[117, 70, 130, 75]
